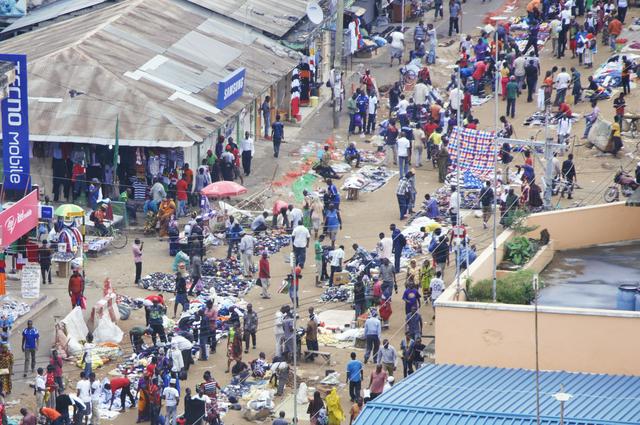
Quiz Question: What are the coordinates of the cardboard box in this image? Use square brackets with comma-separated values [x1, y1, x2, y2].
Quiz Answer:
[332, 272, 351, 286]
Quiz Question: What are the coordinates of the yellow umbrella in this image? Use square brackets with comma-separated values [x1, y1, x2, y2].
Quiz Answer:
[54, 204, 84, 217]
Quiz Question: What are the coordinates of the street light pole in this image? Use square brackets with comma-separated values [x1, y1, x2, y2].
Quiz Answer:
[332, 0, 344, 129]
[552, 385, 573, 425]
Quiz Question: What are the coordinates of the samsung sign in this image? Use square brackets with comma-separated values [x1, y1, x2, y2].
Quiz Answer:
[216, 68, 246, 110]
[0, 54, 30, 191]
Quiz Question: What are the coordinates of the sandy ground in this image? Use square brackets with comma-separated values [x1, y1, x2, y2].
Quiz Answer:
[5, 1, 640, 423]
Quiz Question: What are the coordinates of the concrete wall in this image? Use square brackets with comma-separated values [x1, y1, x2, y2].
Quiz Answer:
[435, 302, 640, 375]
[436, 202, 640, 376]
[524, 202, 640, 249]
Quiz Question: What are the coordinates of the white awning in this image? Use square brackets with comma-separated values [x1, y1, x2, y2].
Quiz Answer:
[2, 134, 196, 148]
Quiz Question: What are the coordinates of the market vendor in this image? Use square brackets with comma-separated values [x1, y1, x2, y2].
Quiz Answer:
[129, 325, 151, 354]
[250, 352, 269, 378]
[251, 211, 269, 233]
[315, 145, 340, 179]
[344, 142, 361, 168]
[144, 294, 165, 326]
[230, 360, 249, 384]
[272, 200, 289, 228]
[90, 204, 109, 236]
[105, 376, 136, 411]
[157, 196, 176, 237]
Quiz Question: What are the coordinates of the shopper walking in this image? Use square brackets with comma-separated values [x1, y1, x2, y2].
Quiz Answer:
[243, 304, 258, 354]
[448, 0, 461, 37]
[271, 115, 284, 158]
[506, 76, 518, 118]
[241, 131, 255, 176]
[261, 96, 271, 139]
[132, 239, 143, 285]
[38, 241, 52, 285]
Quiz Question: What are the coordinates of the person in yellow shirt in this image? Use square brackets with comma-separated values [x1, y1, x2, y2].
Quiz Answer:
[608, 122, 623, 155]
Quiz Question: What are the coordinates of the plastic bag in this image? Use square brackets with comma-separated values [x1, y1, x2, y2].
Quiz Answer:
[93, 316, 124, 343]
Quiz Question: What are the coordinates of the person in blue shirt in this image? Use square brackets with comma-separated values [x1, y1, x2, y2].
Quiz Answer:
[346, 352, 363, 402]
[344, 142, 361, 168]
[326, 179, 341, 210]
[457, 243, 477, 271]
[355, 90, 369, 134]
[21, 320, 39, 377]
[271, 114, 285, 158]
[226, 222, 244, 259]
[423, 194, 439, 219]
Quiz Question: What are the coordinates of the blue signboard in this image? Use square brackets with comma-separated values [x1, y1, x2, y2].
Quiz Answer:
[0, 54, 30, 191]
[216, 68, 246, 110]
[39, 205, 53, 220]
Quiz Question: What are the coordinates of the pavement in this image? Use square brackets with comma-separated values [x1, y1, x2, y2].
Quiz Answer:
[4, 0, 640, 422]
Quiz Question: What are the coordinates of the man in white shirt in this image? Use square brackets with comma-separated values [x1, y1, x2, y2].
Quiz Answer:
[241, 131, 255, 176]
[329, 245, 345, 286]
[162, 379, 180, 425]
[449, 86, 462, 113]
[389, 30, 405, 66]
[430, 271, 445, 318]
[449, 185, 460, 225]
[414, 80, 428, 106]
[366, 92, 378, 135]
[396, 95, 410, 127]
[513, 54, 526, 92]
[554, 67, 571, 106]
[35, 367, 46, 410]
[287, 205, 303, 231]
[89, 372, 101, 425]
[76, 371, 92, 422]
[396, 132, 411, 177]
[291, 223, 310, 268]
[239, 233, 258, 277]
[376, 232, 393, 260]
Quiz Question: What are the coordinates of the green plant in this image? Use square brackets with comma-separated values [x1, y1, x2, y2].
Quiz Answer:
[468, 270, 541, 305]
[505, 209, 539, 234]
[505, 236, 537, 266]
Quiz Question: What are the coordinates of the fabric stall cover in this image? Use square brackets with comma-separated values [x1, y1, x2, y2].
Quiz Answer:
[447, 126, 497, 177]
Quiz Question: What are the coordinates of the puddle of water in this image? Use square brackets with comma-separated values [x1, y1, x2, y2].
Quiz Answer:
[538, 241, 640, 309]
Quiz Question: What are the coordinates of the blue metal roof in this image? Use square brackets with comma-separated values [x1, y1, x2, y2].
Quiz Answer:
[354, 365, 640, 425]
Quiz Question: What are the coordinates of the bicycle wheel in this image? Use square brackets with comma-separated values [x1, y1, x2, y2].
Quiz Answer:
[603, 186, 619, 203]
[630, 121, 638, 139]
[110, 229, 128, 249]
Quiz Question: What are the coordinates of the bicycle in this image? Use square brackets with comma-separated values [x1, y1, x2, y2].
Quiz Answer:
[93, 220, 128, 249]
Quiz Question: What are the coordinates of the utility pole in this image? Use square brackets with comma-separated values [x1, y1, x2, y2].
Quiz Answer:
[332, 0, 344, 129]
[290, 252, 298, 424]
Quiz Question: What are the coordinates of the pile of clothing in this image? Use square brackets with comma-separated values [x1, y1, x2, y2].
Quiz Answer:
[0, 298, 31, 327]
[52, 252, 75, 261]
[253, 233, 292, 255]
[141, 272, 178, 292]
[320, 286, 353, 303]
[523, 111, 579, 127]
[341, 165, 398, 192]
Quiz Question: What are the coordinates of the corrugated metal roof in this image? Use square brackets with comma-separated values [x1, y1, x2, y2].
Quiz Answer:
[183, 0, 308, 38]
[0, 0, 297, 146]
[355, 365, 640, 425]
[1, 0, 109, 34]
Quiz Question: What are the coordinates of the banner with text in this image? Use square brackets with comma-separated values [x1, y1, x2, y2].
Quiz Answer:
[21, 263, 40, 298]
[216, 68, 245, 110]
[0, 53, 30, 191]
[0, 189, 38, 247]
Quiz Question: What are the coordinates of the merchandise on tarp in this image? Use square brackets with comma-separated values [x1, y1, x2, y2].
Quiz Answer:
[341, 166, 398, 192]
[447, 126, 497, 177]
[292, 174, 319, 202]
[0, 297, 30, 327]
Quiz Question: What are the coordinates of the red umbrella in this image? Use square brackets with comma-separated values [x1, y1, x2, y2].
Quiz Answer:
[201, 181, 248, 198]
[200, 181, 247, 198]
